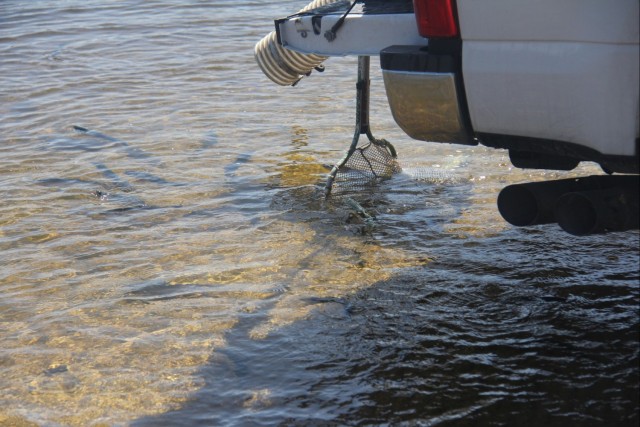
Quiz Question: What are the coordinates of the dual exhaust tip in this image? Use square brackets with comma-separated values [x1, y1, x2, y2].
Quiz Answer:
[497, 175, 639, 236]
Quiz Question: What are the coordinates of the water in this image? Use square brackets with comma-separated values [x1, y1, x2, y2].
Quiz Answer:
[1, 1, 638, 426]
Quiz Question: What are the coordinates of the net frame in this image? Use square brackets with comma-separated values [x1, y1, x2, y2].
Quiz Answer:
[325, 56, 399, 197]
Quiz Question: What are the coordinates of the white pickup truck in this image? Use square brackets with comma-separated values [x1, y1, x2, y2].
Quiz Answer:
[257, 0, 639, 235]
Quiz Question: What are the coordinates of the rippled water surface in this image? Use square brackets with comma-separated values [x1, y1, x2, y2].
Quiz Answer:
[1, 1, 638, 426]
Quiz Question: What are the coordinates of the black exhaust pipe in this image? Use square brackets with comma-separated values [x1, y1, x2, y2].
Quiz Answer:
[497, 175, 639, 232]
[555, 187, 639, 235]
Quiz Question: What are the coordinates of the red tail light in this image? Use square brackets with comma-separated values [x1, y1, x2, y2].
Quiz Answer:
[413, 0, 459, 38]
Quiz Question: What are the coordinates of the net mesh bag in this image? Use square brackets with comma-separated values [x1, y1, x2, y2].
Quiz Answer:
[330, 140, 401, 195]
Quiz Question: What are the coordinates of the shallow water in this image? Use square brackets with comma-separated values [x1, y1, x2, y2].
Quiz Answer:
[1, 1, 638, 426]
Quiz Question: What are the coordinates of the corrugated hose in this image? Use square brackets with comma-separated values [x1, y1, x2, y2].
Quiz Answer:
[254, 0, 341, 86]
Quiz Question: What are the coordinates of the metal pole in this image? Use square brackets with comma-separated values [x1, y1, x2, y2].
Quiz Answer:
[358, 55, 370, 136]
[325, 56, 370, 197]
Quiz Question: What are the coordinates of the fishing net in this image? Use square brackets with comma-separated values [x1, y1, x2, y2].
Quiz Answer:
[329, 139, 401, 195]
[325, 138, 464, 231]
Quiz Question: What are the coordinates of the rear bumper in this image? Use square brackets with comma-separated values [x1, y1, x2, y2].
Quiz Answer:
[275, 0, 425, 56]
[380, 45, 474, 145]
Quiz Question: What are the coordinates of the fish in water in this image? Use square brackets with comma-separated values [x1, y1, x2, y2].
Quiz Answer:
[93, 162, 136, 193]
[200, 129, 218, 150]
[70, 125, 158, 164]
[224, 152, 252, 178]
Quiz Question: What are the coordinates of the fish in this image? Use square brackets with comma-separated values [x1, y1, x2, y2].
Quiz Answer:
[70, 125, 158, 164]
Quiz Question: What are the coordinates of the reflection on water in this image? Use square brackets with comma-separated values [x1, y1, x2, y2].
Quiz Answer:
[0, 1, 638, 426]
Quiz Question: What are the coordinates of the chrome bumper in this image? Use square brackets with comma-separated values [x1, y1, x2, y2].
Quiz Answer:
[380, 45, 474, 145]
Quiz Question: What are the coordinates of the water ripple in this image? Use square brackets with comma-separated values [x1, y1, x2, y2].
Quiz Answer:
[0, 0, 637, 426]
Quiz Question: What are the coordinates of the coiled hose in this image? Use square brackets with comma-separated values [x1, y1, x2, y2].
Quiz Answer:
[254, 0, 339, 86]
